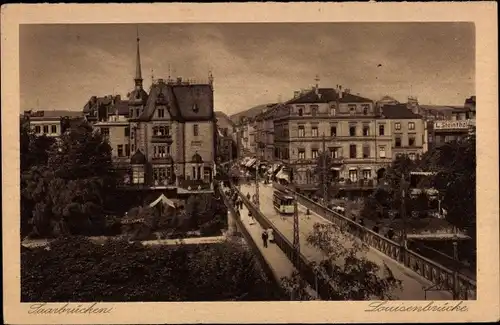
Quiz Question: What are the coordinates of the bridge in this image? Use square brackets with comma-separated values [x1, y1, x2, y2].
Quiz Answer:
[217, 172, 476, 300]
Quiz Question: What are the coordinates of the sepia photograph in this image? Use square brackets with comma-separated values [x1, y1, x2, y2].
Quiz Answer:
[2, 2, 499, 324]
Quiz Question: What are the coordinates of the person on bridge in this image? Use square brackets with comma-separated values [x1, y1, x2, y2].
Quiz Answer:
[261, 230, 269, 248]
[386, 228, 395, 240]
[247, 193, 251, 200]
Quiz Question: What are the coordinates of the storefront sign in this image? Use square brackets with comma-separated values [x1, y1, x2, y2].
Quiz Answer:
[434, 120, 471, 130]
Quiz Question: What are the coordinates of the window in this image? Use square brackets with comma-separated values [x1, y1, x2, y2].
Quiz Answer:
[312, 149, 319, 159]
[330, 105, 336, 116]
[136, 108, 140, 117]
[298, 149, 305, 159]
[349, 170, 358, 182]
[362, 169, 371, 179]
[311, 106, 318, 116]
[311, 126, 318, 137]
[192, 166, 196, 180]
[349, 125, 356, 136]
[330, 125, 337, 137]
[51, 125, 57, 134]
[117, 145, 124, 157]
[349, 144, 357, 158]
[330, 147, 340, 159]
[131, 144, 135, 153]
[298, 125, 305, 137]
[153, 145, 168, 158]
[297, 106, 304, 116]
[348, 105, 356, 115]
[158, 108, 165, 118]
[153, 125, 170, 136]
[395, 136, 402, 147]
[43, 125, 49, 133]
[379, 124, 385, 136]
[379, 146, 386, 158]
[130, 129, 135, 140]
[34, 125, 41, 133]
[362, 105, 369, 115]
[203, 167, 211, 182]
[153, 167, 167, 185]
[193, 124, 199, 136]
[395, 122, 401, 130]
[132, 166, 145, 184]
[125, 144, 130, 156]
[101, 127, 110, 138]
[408, 153, 416, 161]
[408, 122, 415, 130]
[125, 127, 130, 137]
[409, 136, 416, 146]
[362, 145, 370, 158]
[362, 125, 370, 136]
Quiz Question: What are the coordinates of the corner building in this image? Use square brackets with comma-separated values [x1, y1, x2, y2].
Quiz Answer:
[273, 86, 393, 194]
[83, 35, 216, 198]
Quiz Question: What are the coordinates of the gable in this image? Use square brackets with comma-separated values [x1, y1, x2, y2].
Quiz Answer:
[172, 84, 214, 121]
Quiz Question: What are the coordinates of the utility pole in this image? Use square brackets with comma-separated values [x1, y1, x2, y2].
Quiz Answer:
[292, 190, 301, 299]
[322, 133, 328, 205]
[452, 228, 460, 299]
[400, 173, 408, 265]
[255, 166, 260, 208]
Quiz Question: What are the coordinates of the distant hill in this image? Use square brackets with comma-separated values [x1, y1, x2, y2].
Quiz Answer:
[215, 111, 234, 130]
[229, 103, 277, 125]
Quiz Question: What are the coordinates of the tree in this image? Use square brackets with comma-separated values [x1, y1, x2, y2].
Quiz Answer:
[185, 193, 227, 230]
[281, 223, 401, 300]
[21, 119, 118, 237]
[312, 151, 339, 199]
[21, 237, 282, 302]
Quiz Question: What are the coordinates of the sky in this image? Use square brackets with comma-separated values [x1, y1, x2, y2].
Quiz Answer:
[20, 23, 475, 115]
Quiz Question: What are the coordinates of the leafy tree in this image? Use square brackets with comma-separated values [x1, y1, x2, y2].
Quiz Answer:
[281, 223, 401, 300]
[21, 119, 118, 237]
[185, 194, 227, 230]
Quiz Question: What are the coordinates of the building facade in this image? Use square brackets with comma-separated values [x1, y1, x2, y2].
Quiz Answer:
[380, 104, 428, 160]
[273, 85, 393, 192]
[83, 36, 216, 196]
[255, 103, 278, 162]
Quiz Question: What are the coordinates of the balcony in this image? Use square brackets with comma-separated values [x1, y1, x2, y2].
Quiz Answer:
[151, 134, 173, 143]
[177, 179, 214, 193]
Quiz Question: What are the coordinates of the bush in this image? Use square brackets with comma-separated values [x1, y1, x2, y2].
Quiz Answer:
[21, 238, 281, 302]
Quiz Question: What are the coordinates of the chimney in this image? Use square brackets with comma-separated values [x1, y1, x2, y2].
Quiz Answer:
[176, 77, 182, 84]
[294, 91, 300, 98]
[339, 85, 343, 99]
[345, 88, 351, 94]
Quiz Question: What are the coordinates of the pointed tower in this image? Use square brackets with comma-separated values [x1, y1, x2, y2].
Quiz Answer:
[134, 29, 143, 91]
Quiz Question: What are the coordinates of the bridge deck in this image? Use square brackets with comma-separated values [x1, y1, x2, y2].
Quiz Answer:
[240, 182, 453, 300]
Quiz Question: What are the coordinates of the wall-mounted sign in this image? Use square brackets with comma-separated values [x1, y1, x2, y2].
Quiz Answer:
[434, 120, 471, 130]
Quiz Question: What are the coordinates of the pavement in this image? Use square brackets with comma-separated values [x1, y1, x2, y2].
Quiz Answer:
[240, 182, 453, 300]
[223, 184, 318, 299]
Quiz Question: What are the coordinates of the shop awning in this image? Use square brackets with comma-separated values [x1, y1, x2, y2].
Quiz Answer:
[246, 158, 257, 167]
[276, 170, 290, 182]
[331, 167, 341, 171]
[349, 167, 358, 171]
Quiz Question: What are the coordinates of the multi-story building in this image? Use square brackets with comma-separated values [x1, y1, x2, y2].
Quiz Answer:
[273, 85, 393, 194]
[83, 35, 216, 197]
[255, 103, 278, 162]
[417, 96, 476, 149]
[236, 117, 256, 156]
[380, 104, 428, 160]
[23, 110, 82, 137]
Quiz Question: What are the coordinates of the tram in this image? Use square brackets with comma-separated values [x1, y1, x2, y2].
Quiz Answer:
[272, 191, 295, 215]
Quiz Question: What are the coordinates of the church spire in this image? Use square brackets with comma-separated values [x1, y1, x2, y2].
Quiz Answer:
[134, 26, 143, 88]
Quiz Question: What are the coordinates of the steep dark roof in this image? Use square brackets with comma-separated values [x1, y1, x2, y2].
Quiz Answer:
[128, 88, 149, 105]
[381, 104, 422, 119]
[130, 150, 147, 165]
[286, 88, 373, 104]
[115, 100, 130, 116]
[138, 81, 213, 122]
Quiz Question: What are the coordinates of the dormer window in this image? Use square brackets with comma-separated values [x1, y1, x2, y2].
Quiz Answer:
[192, 103, 199, 113]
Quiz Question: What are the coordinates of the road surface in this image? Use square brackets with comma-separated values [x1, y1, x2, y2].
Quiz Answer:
[240, 182, 452, 300]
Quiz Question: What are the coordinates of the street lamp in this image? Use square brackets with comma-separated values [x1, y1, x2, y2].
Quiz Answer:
[255, 166, 260, 208]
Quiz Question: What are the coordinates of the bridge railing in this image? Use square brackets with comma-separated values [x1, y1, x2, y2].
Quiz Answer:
[231, 183, 342, 300]
[273, 183, 477, 299]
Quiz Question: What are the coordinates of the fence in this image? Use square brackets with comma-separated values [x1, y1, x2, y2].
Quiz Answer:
[273, 182, 477, 299]
[216, 182, 287, 300]
[230, 183, 344, 300]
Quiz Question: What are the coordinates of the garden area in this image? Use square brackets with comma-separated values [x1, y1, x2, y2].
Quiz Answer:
[21, 236, 283, 302]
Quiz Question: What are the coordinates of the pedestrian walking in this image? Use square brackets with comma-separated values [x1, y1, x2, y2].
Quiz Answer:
[247, 193, 251, 200]
[386, 228, 395, 240]
[262, 230, 269, 248]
